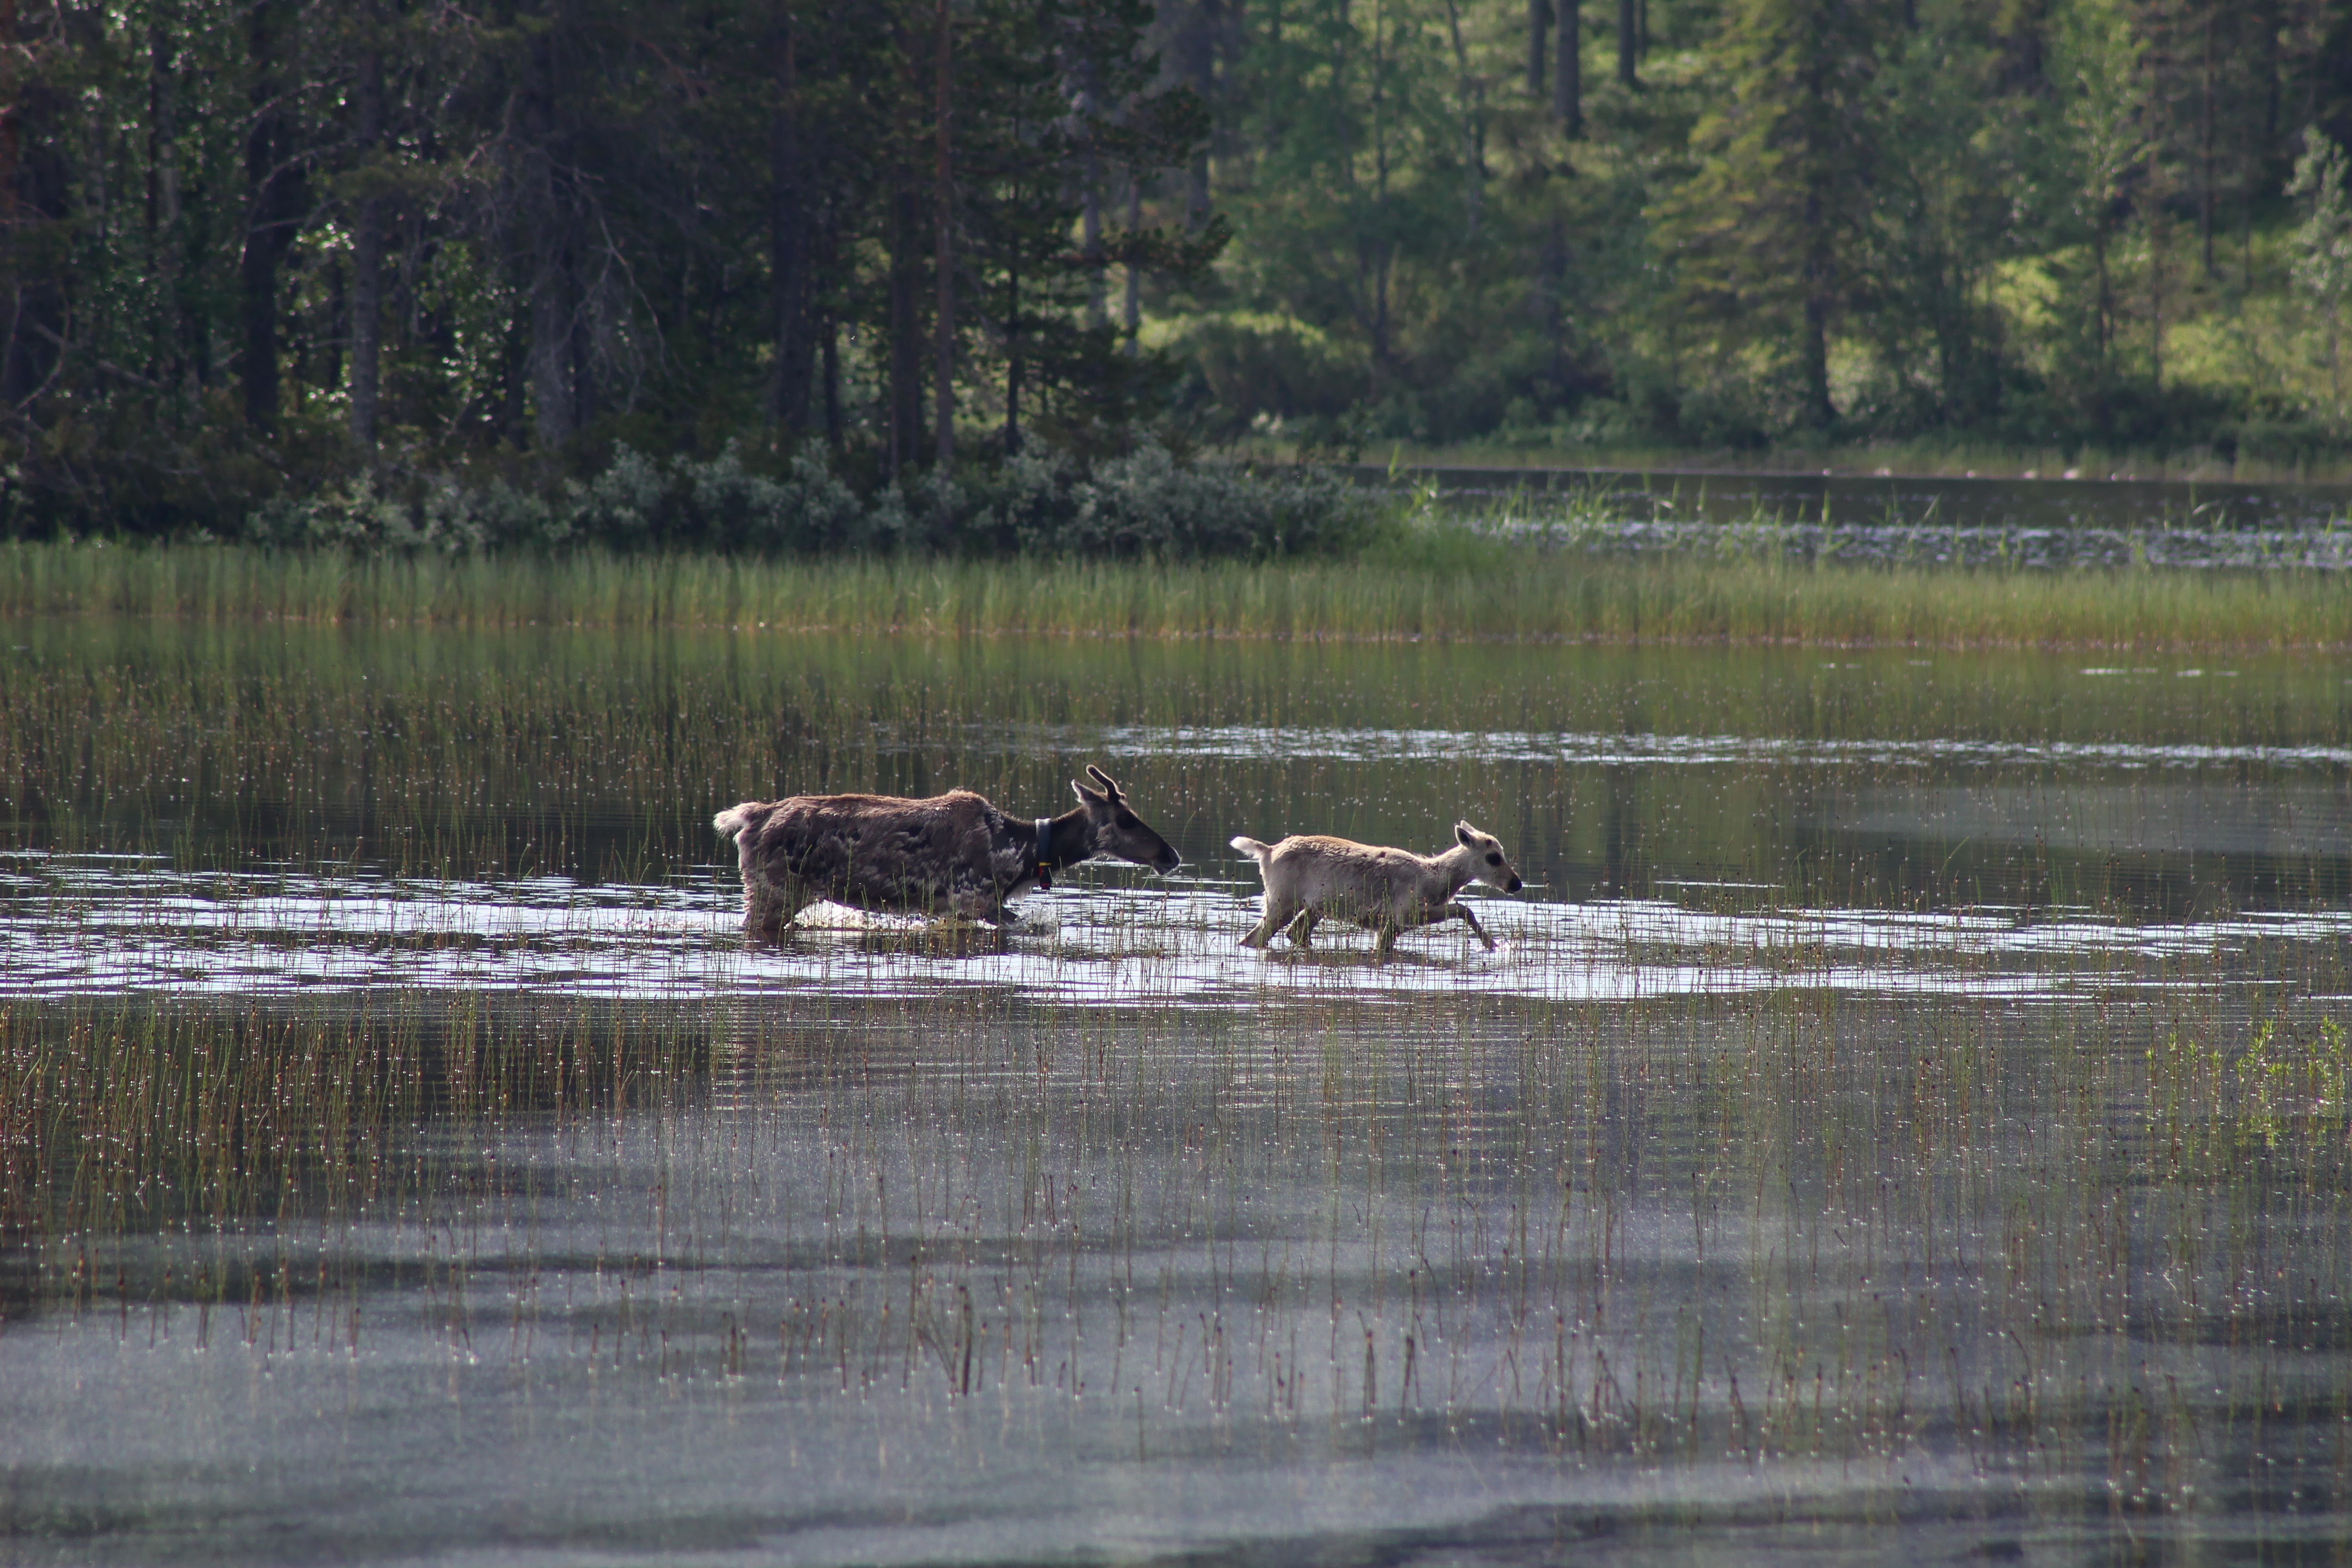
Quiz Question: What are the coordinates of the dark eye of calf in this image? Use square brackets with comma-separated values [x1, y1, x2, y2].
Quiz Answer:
[1485, 853, 1501, 865]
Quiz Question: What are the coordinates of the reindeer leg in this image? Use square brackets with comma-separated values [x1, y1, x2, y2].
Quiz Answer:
[745, 881, 800, 944]
[1284, 909, 1321, 949]
[1446, 901, 1498, 951]
[1372, 923, 1402, 964]
[1242, 896, 1301, 949]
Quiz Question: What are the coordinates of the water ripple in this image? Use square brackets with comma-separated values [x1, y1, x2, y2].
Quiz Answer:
[8, 858, 2342, 1007]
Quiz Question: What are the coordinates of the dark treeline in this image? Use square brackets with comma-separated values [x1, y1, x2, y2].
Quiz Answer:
[8, 0, 2352, 544]
[0, 0, 1229, 538]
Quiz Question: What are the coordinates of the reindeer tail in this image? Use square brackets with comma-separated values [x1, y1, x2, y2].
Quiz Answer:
[713, 803, 768, 842]
[1229, 835, 1272, 862]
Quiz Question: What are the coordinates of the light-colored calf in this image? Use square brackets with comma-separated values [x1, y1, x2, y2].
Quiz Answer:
[1230, 822, 1524, 963]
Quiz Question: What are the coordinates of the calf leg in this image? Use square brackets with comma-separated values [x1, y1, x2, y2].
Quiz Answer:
[1242, 894, 1304, 948]
[1371, 901, 1496, 962]
[1446, 901, 1498, 951]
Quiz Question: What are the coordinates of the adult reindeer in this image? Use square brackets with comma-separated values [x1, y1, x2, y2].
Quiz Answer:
[713, 765, 1180, 936]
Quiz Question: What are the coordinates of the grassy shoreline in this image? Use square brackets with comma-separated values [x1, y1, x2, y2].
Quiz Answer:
[5, 539, 2348, 650]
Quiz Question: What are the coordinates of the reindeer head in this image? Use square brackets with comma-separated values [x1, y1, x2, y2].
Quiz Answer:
[1454, 823, 1524, 892]
[1073, 764, 1182, 873]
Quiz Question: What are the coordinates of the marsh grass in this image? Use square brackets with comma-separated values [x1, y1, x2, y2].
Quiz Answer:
[8, 537, 2352, 650]
[0, 996, 709, 1244]
[5, 625, 2343, 920]
[7, 956, 2350, 1515]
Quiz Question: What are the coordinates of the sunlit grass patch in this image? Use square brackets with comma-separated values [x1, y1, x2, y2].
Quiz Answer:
[5, 537, 2349, 650]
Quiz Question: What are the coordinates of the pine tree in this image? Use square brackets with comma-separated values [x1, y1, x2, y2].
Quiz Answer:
[1653, 0, 1886, 427]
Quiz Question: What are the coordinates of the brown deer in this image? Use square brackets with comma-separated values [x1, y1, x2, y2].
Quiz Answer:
[714, 765, 1179, 936]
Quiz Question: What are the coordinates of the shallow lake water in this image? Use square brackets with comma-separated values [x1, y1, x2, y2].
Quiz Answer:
[3, 625, 2350, 1565]
[1381, 466, 2352, 568]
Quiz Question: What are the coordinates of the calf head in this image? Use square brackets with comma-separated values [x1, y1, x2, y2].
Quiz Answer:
[1454, 823, 1525, 892]
[1074, 764, 1182, 872]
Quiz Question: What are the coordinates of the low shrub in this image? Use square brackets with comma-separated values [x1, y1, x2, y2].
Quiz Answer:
[231, 442, 1369, 560]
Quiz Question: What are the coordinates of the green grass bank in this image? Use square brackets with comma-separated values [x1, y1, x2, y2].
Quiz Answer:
[5, 539, 2348, 650]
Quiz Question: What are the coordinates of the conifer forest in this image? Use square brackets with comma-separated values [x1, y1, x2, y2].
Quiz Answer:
[8, 0, 2352, 539]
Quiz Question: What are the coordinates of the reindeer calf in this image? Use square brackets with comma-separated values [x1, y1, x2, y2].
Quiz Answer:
[1230, 822, 1524, 963]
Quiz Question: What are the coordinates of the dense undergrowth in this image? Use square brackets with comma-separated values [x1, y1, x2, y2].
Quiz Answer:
[213, 443, 1375, 561]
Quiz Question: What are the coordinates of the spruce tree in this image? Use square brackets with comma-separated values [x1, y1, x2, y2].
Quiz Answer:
[1653, 0, 1886, 427]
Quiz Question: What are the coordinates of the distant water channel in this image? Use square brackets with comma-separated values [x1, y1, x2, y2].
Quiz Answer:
[4, 624, 2350, 1564]
[1382, 464, 2352, 568]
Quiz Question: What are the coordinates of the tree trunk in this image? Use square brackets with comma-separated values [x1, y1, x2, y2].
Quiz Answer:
[1178, 0, 1215, 226]
[1555, 0, 1580, 132]
[1543, 212, 1568, 394]
[1802, 186, 1832, 427]
[145, 19, 183, 385]
[530, 250, 579, 447]
[822, 314, 843, 446]
[1615, 0, 1636, 88]
[0, 0, 67, 412]
[240, 0, 304, 429]
[2199, 7, 2215, 277]
[1081, 74, 1107, 328]
[1122, 173, 1142, 355]
[350, 2, 384, 448]
[932, 0, 954, 474]
[2259, 0, 2280, 166]
[1004, 256, 1021, 453]
[520, 15, 580, 451]
[768, 4, 817, 431]
[887, 181, 924, 476]
[1083, 174, 1105, 325]
[887, 23, 924, 478]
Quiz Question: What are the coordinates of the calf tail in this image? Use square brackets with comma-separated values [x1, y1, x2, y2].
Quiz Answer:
[1229, 835, 1271, 862]
[713, 802, 767, 842]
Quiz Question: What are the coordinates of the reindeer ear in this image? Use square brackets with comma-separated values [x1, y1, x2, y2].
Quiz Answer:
[1456, 823, 1477, 848]
[1086, 764, 1123, 803]
[1072, 778, 1107, 806]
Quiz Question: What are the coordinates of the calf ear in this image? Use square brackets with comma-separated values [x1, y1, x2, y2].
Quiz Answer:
[1455, 822, 1477, 848]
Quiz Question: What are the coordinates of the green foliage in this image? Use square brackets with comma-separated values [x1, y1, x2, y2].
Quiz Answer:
[233, 444, 1369, 560]
[5, 0, 2351, 516]
[2288, 129, 2352, 425]
[2146, 1016, 2352, 1173]
[1653, 0, 1889, 426]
